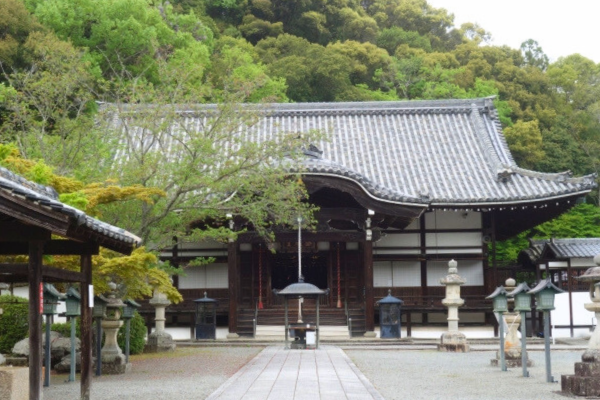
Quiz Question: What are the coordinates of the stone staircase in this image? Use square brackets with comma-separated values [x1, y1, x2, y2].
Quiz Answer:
[236, 304, 367, 338]
[255, 324, 350, 340]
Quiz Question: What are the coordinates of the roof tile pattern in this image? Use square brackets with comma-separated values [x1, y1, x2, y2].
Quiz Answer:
[546, 238, 600, 258]
[110, 98, 596, 206]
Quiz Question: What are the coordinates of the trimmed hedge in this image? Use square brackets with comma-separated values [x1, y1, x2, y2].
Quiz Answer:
[0, 295, 29, 353]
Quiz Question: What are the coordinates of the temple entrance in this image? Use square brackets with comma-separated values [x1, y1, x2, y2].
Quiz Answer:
[270, 252, 328, 290]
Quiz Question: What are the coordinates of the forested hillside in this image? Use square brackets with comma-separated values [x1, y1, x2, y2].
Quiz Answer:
[1, 0, 600, 263]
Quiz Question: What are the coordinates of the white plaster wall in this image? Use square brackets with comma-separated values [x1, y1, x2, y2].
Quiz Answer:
[551, 291, 597, 338]
[425, 210, 482, 230]
[178, 263, 228, 289]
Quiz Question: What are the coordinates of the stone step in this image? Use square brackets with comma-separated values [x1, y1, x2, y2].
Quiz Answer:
[255, 325, 350, 340]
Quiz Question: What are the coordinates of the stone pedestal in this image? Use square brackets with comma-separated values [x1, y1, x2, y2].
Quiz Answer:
[562, 265, 600, 397]
[145, 290, 176, 353]
[101, 311, 130, 374]
[437, 260, 470, 352]
[0, 366, 28, 400]
[562, 351, 600, 397]
[438, 331, 470, 352]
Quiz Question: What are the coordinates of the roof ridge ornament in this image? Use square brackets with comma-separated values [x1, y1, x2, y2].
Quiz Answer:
[497, 167, 514, 183]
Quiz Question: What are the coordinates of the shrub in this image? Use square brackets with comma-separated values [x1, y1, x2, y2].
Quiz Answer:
[50, 318, 81, 338]
[0, 295, 29, 353]
[117, 311, 146, 355]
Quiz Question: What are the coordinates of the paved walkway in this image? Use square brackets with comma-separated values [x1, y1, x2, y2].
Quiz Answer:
[206, 345, 384, 400]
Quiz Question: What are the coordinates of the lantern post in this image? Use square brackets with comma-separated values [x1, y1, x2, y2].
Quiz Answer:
[486, 286, 508, 371]
[122, 299, 141, 363]
[42, 284, 64, 387]
[65, 287, 81, 382]
[528, 278, 564, 383]
[508, 282, 532, 377]
[92, 295, 108, 376]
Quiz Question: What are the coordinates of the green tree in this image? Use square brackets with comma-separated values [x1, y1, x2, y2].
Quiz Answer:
[503, 119, 545, 169]
[520, 39, 549, 71]
[1, 31, 102, 176]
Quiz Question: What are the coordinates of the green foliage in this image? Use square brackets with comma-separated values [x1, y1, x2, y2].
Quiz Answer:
[495, 204, 600, 265]
[117, 311, 146, 355]
[0, 295, 28, 353]
[503, 120, 545, 169]
[50, 318, 81, 338]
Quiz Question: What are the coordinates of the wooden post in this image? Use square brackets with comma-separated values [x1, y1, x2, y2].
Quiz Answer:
[80, 253, 93, 400]
[363, 240, 374, 332]
[28, 241, 44, 400]
[227, 241, 238, 334]
[567, 259, 574, 338]
[419, 214, 428, 324]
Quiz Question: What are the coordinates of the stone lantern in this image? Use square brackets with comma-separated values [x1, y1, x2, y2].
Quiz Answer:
[145, 289, 176, 353]
[562, 257, 600, 396]
[438, 259, 469, 352]
[499, 278, 533, 369]
[101, 282, 128, 374]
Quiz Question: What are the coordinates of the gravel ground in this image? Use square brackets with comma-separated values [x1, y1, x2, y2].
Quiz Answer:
[346, 349, 587, 400]
[42, 346, 592, 400]
[43, 346, 263, 400]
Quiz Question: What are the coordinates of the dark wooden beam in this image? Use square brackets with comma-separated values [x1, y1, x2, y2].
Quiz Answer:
[28, 241, 43, 400]
[240, 231, 366, 243]
[363, 240, 374, 332]
[0, 264, 86, 283]
[0, 222, 51, 241]
[0, 195, 69, 235]
[80, 254, 93, 400]
[303, 175, 425, 223]
[227, 240, 238, 335]
[42, 266, 85, 283]
[0, 240, 99, 255]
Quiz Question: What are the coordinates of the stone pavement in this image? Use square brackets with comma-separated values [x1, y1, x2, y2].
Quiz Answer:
[206, 345, 384, 400]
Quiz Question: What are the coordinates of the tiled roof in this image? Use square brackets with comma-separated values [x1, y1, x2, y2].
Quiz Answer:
[106, 97, 596, 207]
[545, 238, 600, 258]
[0, 167, 140, 251]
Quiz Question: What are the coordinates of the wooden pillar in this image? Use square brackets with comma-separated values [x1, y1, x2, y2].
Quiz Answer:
[419, 214, 428, 324]
[227, 241, 238, 334]
[567, 259, 574, 338]
[80, 253, 93, 400]
[363, 240, 374, 332]
[28, 241, 43, 400]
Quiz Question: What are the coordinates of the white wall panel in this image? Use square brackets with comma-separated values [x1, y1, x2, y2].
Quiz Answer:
[205, 263, 228, 288]
[392, 261, 421, 287]
[374, 261, 421, 287]
[374, 261, 393, 287]
[426, 260, 483, 286]
[179, 263, 228, 289]
[425, 210, 481, 230]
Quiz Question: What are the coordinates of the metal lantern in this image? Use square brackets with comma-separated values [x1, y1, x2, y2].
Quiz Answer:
[528, 278, 564, 311]
[92, 295, 108, 318]
[43, 284, 64, 315]
[377, 289, 404, 339]
[65, 287, 81, 317]
[509, 282, 532, 312]
[122, 299, 141, 319]
[486, 286, 508, 313]
[194, 292, 217, 340]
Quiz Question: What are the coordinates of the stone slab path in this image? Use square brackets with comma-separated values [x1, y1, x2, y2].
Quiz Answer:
[206, 345, 384, 400]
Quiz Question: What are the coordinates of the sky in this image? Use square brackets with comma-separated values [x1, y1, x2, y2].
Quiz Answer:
[425, 0, 600, 63]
